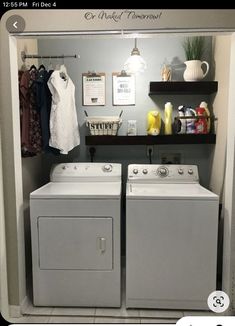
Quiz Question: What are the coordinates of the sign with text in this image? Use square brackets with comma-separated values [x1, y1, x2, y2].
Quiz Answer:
[82, 73, 106, 106]
[112, 73, 135, 106]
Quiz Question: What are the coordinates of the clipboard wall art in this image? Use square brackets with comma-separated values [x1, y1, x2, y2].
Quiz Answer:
[112, 71, 135, 106]
[82, 72, 106, 106]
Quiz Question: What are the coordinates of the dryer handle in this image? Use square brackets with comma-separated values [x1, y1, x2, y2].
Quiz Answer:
[97, 237, 106, 253]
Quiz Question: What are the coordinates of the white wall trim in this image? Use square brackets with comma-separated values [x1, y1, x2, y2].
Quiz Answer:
[9, 305, 21, 318]
[0, 117, 9, 322]
[222, 32, 235, 312]
[20, 295, 29, 315]
[9, 36, 26, 304]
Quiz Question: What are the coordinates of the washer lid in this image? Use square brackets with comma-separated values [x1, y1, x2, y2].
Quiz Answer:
[30, 181, 121, 199]
[126, 183, 218, 200]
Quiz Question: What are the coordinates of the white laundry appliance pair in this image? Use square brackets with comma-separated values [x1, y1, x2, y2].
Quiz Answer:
[30, 162, 219, 310]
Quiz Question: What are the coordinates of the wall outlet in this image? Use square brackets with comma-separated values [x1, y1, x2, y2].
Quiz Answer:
[160, 152, 182, 164]
[147, 145, 154, 157]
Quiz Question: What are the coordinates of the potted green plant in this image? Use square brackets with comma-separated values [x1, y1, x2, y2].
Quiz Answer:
[182, 36, 209, 81]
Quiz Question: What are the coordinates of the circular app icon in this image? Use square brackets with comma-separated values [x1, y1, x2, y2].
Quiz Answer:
[6, 15, 26, 33]
[207, 290, 230, 313]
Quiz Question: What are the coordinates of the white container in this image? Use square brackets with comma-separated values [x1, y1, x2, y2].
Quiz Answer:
[183, 60, 209, 81]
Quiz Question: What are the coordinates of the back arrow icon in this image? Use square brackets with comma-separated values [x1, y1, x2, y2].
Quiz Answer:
[6, 15, 26, 33]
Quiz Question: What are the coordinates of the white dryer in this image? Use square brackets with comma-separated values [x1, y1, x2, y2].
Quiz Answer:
[30, 162, 121, 307]
[126, 164, 219, 310]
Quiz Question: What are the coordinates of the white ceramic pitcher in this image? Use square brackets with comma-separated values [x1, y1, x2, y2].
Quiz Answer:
[183, 60, 209, 81]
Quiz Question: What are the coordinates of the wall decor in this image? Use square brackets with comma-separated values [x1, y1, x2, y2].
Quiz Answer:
[112, 71, 135, 106]
[82, 72, 106, 106]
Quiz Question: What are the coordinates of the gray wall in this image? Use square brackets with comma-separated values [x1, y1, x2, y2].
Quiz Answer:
[38, 36, 213, 187]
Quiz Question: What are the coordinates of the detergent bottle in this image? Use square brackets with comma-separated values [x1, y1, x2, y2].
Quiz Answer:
[185, 107, 196, 134]
[147, 110, 161, 135]
[199, 101, 210, 133]
[175, 105, 186, 134]
[195, 107, 208, 134]
[164, 102, 173, 135]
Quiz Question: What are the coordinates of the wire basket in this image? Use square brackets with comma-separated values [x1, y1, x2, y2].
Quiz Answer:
[85, 116, 122, 136]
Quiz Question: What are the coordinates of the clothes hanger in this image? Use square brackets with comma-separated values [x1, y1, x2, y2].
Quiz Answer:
[29, 63, 37, 72]
[60, 66, 67, 80]
[38, 64, 46, 71]
[38, 56, 46, 71]
[48, 56, 53, 71]
[20, 62, 27, 72]
[55, 57, 60, 71]
[59, 56, 68, 80]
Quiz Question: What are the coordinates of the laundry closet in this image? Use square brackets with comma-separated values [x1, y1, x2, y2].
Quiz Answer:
[1, 9, 235, 321]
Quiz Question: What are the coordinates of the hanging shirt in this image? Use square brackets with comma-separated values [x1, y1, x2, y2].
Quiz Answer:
[47, 71, 80, 154]
[35, 68, 59, 154]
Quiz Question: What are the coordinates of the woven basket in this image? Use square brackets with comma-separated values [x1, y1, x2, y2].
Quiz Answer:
[85, 116, 122, 136]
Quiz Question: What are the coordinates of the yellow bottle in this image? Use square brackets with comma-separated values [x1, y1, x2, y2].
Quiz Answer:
[164, 102, 173, 135]
[147, 110, 161, 135]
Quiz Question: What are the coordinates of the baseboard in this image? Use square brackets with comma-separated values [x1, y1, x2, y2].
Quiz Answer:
[9, 295, 29, 318]
[20, 295, 30, 314]
[9, 305, 21, 318]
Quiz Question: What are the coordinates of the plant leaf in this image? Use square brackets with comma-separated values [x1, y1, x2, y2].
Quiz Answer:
[183, 36, 205, 61]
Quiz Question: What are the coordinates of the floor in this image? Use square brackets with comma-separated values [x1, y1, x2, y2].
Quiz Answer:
[6, 266, 216, 324]
[9, 304, 216, 324]
[8, 277, 216, 324]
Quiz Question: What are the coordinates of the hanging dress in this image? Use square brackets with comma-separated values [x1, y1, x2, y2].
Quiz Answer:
[19, 68, 42, 156]
[47, 70, 80, 154]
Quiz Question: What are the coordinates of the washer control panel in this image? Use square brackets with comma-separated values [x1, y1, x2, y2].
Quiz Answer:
[50, 163, 121, 182]
[128, 164, 199, 183]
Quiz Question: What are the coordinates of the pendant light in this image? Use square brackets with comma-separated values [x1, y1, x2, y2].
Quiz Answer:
[124, 38, 147, 74]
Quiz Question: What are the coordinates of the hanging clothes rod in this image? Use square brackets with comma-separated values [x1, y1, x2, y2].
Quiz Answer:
[21, 51, 79, 62]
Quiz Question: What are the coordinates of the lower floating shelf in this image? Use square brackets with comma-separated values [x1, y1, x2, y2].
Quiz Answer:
[85, 134, 216, 145]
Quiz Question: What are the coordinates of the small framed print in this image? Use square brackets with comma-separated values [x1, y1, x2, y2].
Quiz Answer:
[82, 72, 106, 106]
[112, 72, 135, 106]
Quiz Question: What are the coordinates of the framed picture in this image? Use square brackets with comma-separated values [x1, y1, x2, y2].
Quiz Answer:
[112, 72, 135, 106]
[82, 72, 106, 106]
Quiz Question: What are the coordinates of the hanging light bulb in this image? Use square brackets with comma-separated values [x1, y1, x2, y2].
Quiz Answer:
[124, 38, 147, 74]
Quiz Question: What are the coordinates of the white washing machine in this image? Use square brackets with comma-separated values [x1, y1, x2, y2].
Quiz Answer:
[30, 162, 121, 307]
[126, 164, 219, 310]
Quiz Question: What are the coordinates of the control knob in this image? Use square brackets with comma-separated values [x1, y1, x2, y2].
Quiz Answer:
[133, 169, 139, 175]
[178, 168, 184, 175]
[157, 166, 169, 177]
[188, 169, 194, 175]
[142, 169, 148, 175]
[103, 164, 113, 172]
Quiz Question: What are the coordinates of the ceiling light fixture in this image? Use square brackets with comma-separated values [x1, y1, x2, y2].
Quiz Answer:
[124, 38, 147, 74]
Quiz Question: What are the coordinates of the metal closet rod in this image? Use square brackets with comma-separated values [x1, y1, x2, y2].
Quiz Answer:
[21, 51, 79, 62]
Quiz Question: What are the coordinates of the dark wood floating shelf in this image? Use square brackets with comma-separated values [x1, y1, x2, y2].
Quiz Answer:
[85, 134, 216, 146]
[149, 81, 218, 95]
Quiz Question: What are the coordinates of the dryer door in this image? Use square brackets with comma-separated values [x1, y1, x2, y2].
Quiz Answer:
[38, 217, 113, 270]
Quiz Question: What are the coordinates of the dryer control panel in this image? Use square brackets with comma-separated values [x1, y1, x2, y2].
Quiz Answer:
[128, 164, 199, 183]
[50, 163, 121, 182]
